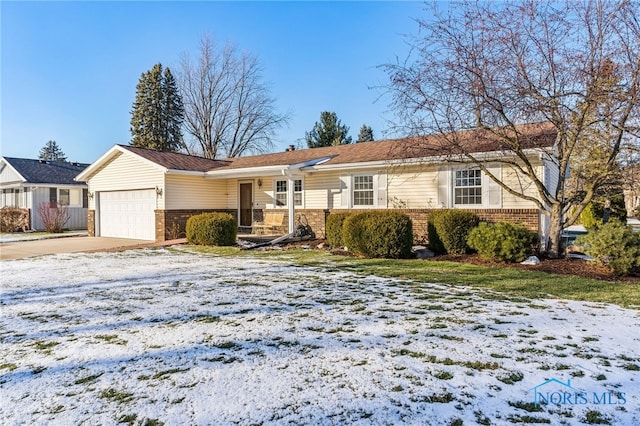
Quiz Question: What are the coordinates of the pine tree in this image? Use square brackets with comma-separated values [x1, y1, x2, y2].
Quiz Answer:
[38, 140, 67, 161]
[356, 124, 374, 143]
[130, 63, 184, 152]
[305, 111, 352, 148]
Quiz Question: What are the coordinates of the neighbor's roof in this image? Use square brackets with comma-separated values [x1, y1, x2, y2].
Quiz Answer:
[2, 157, 89, 185]
[207, 122, 557, 172]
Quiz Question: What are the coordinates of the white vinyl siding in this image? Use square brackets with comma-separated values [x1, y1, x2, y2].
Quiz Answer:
[387, 169, 438, 209]
[304, 172, 342, 209]
[87, 152, 164, 210]
[165, 175, 226, 210]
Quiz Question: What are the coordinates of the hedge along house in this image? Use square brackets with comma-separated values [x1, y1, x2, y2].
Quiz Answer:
[0, 157, 89, 231]
[76, 122, 558, 244]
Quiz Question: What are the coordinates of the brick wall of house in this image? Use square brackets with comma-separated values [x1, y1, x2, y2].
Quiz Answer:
[155, 209, 237, 241]
[87, 210, 95, 237]
[152, 207, 539, 243]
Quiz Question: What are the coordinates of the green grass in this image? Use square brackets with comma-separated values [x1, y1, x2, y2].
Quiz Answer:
[183, 247, 639, 309]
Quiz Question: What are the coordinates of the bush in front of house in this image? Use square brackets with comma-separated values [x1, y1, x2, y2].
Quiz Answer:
[467, 222, 537, 263]
[427, 209, 480, 254]
[325, 212, 352, 248]
[576, 219, 640, 276]
[342, 212, 375, 255]
[186, 212, 237, 246]
[361, 211, 413, 259]
[37, 202, 70, 233]
[0, 206, 29, 233]
[342, 211, 413, 259]
[580, 195, 627, 230]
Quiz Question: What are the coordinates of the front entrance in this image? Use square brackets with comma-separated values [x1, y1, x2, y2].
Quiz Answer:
[239, 182, 253, 227]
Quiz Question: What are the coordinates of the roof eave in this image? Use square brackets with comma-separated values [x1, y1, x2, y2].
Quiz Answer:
[75, 145, 168, 182]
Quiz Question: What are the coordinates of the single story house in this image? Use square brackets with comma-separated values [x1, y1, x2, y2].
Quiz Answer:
[0, 157, 89, 231]
[76, 122, 559, 245]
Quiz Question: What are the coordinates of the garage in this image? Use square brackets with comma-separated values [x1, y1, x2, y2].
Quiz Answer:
[99, 190, 156, 240]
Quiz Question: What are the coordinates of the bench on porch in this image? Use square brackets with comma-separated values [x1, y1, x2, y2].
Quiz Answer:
[252, 212, 285, 235]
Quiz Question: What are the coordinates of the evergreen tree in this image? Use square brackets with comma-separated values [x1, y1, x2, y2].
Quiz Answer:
[305, 111, 352, 148]
[38, 140, 67, 161]
[130, 63, 184, 152]
[356, 124, 374, 143]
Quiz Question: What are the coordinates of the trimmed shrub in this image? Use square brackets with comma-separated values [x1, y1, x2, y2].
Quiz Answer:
[186, 212, 237, 246]
[576, 220, 640, 276]
[0, 206, 29, 232]
[427, 210, 480, 254]
[342, 212, 375, 255]
[467, 222, 537, 263]
[325, 212, 352, 248]
[342, 211, 413, 259]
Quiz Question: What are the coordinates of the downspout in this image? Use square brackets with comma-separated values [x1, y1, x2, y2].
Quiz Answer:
[282, 169, 295, 234]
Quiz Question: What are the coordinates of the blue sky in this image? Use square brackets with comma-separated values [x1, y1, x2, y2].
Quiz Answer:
[1, 1, 424, 163]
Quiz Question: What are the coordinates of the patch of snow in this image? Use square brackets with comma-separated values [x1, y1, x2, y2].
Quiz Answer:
[0, 230, 87, 243]
[0, 249, 638, 424]
[521, 256, 541, 265]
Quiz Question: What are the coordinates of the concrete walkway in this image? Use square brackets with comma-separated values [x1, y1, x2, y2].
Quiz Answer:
[0, 237, 181, 260]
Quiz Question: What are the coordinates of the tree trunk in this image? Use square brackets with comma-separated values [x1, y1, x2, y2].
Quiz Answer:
[547, 203, 564, 259]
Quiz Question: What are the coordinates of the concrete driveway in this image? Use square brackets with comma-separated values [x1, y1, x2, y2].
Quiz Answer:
[0, 237, 158, 260]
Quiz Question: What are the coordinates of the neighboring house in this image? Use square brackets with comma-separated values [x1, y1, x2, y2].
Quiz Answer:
[76, 122, 558, 244]
[0, 157, 89, 231]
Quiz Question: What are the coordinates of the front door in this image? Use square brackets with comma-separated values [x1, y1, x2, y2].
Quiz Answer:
[239, 182, 253, 227]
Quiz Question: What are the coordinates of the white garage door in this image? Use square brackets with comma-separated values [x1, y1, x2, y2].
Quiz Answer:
[99, 190, 156, 240]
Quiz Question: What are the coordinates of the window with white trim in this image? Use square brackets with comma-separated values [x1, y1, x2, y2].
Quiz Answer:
[454, 168, 482, 205]
[274, 179, 303, 207]
[353, 175, 374, 206]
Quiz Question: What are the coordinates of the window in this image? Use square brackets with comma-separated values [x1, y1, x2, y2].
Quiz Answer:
[275, 180, 287, 206]
[353, 175, 374, 206]
[82, 189, 89, 208]
[49, 188, 58, 205]
[59, 189, 70, 206]
[454, 169, 482, 205]
[274, 179, 303, 207]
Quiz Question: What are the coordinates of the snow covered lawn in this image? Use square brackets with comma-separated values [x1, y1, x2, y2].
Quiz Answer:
[1, 248, 638, 425]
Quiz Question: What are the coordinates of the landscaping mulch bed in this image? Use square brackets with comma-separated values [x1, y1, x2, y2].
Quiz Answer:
[434, 253, 640, 283]
[281, 239, 640, 283]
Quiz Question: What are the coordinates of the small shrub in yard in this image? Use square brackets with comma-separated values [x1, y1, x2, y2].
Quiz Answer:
[325, 212, 352, 248]
[342, 211, 413, 259]
[342, 212, 376, 255]
[467, 222, 537, 263]
[427, 209, 479, 254]
[186, 213, 237, 246]
[576, 219, 640, 276]
[37, 202, 69, 233]
[0, 206, 29, 232]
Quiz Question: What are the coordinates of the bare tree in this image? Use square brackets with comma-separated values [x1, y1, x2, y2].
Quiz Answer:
[179, 35, 290, 159]
[383, 0, 640, 257]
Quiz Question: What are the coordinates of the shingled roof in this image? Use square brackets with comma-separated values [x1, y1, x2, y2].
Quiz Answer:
[206, 122, 557, 172]
[118, 145, 232, 172]
[2, 157, 89, 185]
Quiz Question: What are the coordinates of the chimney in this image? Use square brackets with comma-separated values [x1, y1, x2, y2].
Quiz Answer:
[286, 144, 296, 152]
